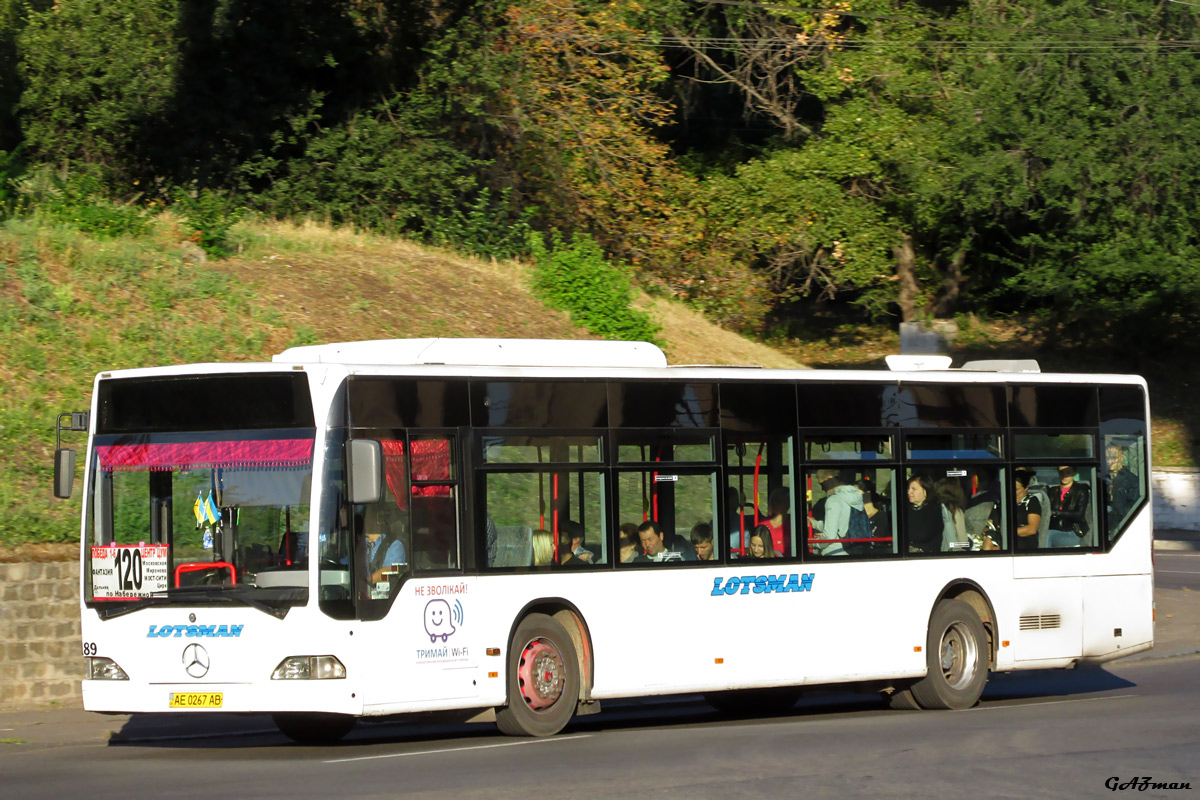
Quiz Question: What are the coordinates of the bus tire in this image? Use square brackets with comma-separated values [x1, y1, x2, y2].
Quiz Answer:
[495, 613, 580, 737]
[888, 686, 922, 710]
[704, 687, 801, 716]
[272, 712, 356, 744]
[909, 599, 989, 710]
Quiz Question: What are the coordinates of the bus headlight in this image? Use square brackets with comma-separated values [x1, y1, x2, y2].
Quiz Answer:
[85, 657, 129, 680]
[271, 655, 347, 680]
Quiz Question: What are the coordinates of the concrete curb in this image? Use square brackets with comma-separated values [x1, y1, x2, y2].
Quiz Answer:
[1154, 539, 1200, 552]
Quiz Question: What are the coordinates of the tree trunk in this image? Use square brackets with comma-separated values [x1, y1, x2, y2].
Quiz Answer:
[932, 245, 968, 318]
[894, 232, 918, 322]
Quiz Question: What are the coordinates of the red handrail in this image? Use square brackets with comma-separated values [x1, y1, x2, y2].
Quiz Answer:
[174, 562, 237, 587]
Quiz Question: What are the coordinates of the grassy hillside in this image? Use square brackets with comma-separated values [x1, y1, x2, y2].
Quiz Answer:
[0, 215, 803, 548]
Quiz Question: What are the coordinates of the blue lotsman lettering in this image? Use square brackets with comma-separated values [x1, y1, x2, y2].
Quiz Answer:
[711, 578, 725, 597]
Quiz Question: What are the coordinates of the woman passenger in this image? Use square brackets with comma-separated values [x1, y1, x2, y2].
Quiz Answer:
[531, 529, 554, 566]
[905, 474, 944, 553]
[747, 525, 775, 559]
[935, 478, 969, 552]
[618, 523, 647, 563]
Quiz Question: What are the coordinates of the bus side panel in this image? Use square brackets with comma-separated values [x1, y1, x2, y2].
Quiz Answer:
[1081, 574, 1153, 658]
[1010, 576, 1082, 662]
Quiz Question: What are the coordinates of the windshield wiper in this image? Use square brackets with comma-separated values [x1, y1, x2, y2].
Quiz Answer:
[93, 586, 303, 620]
[165, 586, 299, 619]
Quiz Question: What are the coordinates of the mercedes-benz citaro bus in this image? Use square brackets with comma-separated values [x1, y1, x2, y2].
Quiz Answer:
[53, 338, 1153, 743]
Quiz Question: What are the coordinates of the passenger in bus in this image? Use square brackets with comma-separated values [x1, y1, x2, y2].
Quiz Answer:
[810, 469, 859, 556]
[531, 529, 554, 567]
[1047, 466, 1091, 547]
[935, 478, 970, 552]
[1014, 469, 1042, 551]
[1105, 444, 1139, 528]
[763, 487, 790, 558]
[690, 523, 715, 560]
[560, 519, 597, 563]
[557, 539, 589, 565]
[905, 474, 945, 553]
[637, 520, 697, 562]
[747, 525, 775, 559]
[856, 479, 892, 550]
[619, 524, 648, 563]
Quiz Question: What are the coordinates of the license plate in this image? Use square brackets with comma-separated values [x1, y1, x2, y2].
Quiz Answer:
[169, 692, 223, 708]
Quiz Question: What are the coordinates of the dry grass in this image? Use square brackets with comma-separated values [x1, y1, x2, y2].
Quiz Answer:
[234, 218, 804, 366]
[641, 296, 804, 368]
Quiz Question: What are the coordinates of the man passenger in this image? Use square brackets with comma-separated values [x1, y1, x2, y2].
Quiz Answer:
[637, 520, 696, 562]
[690, 523, 715, 561]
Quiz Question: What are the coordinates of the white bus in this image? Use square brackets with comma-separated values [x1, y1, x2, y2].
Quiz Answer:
[54, 339, 1153, 742]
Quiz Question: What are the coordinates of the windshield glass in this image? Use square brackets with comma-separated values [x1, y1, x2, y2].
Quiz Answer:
[85, 429, 320, 617]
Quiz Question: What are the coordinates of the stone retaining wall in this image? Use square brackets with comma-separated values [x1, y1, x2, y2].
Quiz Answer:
[0, 562, 82, 709]
[1153, 468, 1200, 531]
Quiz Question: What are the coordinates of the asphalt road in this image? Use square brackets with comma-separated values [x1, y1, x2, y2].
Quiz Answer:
[1155, 551, 1200, 591]
[2, 654, 1197, 800]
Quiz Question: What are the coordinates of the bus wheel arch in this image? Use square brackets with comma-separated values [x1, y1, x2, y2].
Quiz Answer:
[496, 601, 592, 737]
[891, 582, 995, 711]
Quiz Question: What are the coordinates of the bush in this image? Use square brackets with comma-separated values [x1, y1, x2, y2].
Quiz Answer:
[172, 187, 243, 258]
[17, 167, 150, 238]
[528, 231, 660, 344]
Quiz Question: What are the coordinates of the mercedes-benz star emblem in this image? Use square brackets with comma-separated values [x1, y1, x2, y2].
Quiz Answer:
[182, 644, 210, 679]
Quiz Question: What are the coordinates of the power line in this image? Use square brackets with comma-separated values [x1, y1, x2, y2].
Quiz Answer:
[691, 0, 1197, 44]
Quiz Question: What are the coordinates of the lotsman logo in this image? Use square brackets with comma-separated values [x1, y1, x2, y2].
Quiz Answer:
[710, 573, 815, 596]
[146, 624, 244, 638]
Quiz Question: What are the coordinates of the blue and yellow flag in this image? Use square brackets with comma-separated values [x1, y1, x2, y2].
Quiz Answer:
[204, 491, 222, 524]
[193, 492, 204, 526]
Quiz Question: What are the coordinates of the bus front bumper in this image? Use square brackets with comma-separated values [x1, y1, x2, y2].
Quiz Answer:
[82, 679, 364, 716]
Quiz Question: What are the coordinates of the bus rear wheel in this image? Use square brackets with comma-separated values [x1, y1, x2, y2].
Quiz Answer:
[272, 712, 356, 744]
[906, 599, 989, 710]
[495, 613, 580, 737]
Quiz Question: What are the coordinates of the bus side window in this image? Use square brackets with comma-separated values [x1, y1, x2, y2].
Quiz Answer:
[807, 468, 896, 558]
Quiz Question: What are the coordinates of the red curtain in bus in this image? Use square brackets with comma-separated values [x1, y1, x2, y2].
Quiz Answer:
[379, 439, 452, 511]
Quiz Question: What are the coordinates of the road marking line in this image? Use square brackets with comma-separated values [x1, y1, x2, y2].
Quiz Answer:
[965, 693, 1138, 712]
[1156, 569, 1200, 575]
[324, 734, 593, 764]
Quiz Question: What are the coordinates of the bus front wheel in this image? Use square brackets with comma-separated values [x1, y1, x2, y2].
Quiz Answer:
[904, 598, 989, 710]
[495, 613, 579, 737]
[272, 712, 356, 744]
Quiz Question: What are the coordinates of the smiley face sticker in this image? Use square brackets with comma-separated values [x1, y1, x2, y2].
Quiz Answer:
[423, 598, 457, 643]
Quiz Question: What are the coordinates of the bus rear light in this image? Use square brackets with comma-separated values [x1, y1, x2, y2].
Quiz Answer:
[271, 656, 347, 680]
[85, 657, 129, 681]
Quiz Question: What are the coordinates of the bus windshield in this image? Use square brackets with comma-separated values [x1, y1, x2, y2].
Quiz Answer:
[85, 430, 321, 618]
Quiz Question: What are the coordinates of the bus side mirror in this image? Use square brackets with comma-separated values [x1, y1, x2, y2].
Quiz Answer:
[348, 439, 382, 505]
[54, 448, 77, 499]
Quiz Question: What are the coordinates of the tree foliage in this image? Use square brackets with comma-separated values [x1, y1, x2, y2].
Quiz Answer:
[4, 0, 1200, 350]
